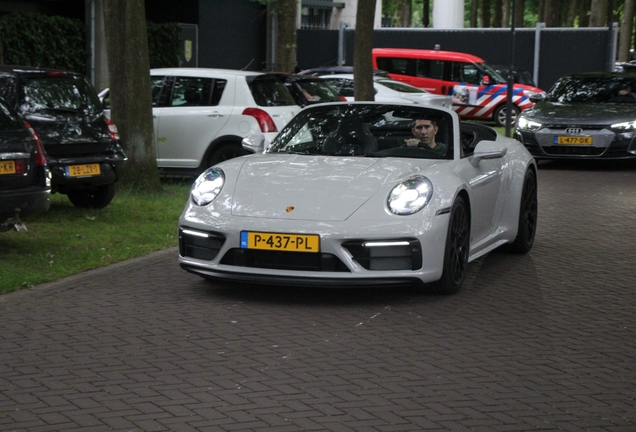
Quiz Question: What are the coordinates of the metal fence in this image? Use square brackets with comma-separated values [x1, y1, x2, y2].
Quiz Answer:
[297, 25, 617, 91]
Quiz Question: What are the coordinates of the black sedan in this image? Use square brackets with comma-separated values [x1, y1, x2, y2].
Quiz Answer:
[515, 72, 636, 160]
[0, 98, 50, 232]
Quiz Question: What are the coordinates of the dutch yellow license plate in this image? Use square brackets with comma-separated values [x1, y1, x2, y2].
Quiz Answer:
[240, 231, 320, 253]
[66, 164, 101, 177]
[556, 136, 592, 145]
[0, 160, 16, 175]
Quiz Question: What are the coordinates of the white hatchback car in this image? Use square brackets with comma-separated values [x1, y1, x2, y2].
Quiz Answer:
[101, 68, 301, 174]
[320, 74, 452, 108]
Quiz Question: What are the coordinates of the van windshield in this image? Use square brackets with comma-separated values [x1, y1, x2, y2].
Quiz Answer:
[479, 63, 507, 84]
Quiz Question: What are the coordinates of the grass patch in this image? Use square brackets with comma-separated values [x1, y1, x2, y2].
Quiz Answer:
[0, 178, 192, 295]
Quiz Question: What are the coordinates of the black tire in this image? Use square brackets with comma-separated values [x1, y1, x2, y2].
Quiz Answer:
[67, 183, 116, 209]
[431, 196, 470, 295]
[494, 104, 520, 127]
[507, 169, 538, 254]
[207, 143, 248, 167]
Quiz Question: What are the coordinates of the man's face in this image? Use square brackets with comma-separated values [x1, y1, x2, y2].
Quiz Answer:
[412, 120, 438, 144]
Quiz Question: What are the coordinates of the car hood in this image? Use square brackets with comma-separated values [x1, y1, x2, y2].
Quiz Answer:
[521, 101, 636, 125]
[230, 155, 435, 221]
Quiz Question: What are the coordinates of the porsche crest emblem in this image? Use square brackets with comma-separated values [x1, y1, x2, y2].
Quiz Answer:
[286, 206, 295, 212]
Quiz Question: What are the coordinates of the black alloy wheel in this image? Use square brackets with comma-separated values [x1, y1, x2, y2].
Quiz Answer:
[507, 169, 538, 253]
[431, 196, 470, 295]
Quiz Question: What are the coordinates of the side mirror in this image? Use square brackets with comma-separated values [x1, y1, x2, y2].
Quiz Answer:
[471, 140, 507, 167]
[528, 93, 545, 103]
[242, 134, 265, 153]
[481, 75, 490, 85]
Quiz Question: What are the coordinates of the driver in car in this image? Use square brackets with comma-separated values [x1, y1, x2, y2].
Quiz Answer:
[404, 118, 448, 156]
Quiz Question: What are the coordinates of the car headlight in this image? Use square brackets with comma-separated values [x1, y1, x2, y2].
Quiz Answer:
[523, 90, 546, 99]
[517, 116, 542, 132]
[387, 175, 433, 215]
[191, 168, 225, 206]
[611, 120, 636, 131]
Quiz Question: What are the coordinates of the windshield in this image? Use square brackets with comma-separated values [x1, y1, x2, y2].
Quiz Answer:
[295, 80, 342, 103]
[479, 62, 507, 84]
[19, 75, 102, 114]
[268, 104, 453, 160]
[546, 74, 636, 103]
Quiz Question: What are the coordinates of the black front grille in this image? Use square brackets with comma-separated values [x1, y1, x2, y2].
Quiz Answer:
[343, 239, 422, 271]
[179, 228, 225, 261]
[220, 249, 349, 272]
[44, 142, 111, 157]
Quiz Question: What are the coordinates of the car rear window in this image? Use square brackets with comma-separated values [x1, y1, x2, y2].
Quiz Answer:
[0, 99, 26, 131]
[19, 75, 102, 114]
[249, 76, 297, 107]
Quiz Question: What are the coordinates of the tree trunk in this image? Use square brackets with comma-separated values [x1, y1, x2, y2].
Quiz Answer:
[590, 0, 608, 26]
[471, 0, 479, 27]
[543, 0, 561, 26]
[481, 0, 491, 27]
[422, 0, 430, 27]
[565, 0, 578, 27]
[102, 0, 161, 192]
[273, 0, 297, 72]
[579, 0, 591, 26]
[395, 0, 412, 27]
[515, 0, 525, 27]
[493, 0, 503, 27]
[503, 0, 510, 27]
[353, 0, 376, 101]
[618, 0, 635, 61]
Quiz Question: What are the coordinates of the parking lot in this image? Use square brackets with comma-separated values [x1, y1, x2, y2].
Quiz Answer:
[1, 159, 635, 432]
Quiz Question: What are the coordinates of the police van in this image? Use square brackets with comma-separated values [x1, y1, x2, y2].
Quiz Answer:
[372, 48, 546, 126]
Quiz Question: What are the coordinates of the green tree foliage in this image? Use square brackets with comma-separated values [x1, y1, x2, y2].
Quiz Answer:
[0, 12, 180, 72]
[147, 21, 181, 69]
[0, 12, 85, 72]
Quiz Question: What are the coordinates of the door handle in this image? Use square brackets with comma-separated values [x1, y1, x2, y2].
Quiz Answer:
[207, 112, 223, 118]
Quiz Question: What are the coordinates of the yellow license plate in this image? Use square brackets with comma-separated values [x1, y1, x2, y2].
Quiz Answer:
[66, 164, 101, 177]
[0, 160, 16, 175]
[556, 136, 592, 145]
[240, 231, 320, 253]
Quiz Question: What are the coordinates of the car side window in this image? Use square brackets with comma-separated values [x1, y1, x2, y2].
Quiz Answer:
[416, 59, 444, 79]
[0, 76, 15, 102]
[377, 57, 413, 76]
[151, 76, 168, 106]
[453, 63, 481, 85]
[170, 77, 215, 107]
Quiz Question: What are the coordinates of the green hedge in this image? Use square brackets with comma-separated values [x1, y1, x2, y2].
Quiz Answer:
[0, 12, 86, 72]
[0, 12, 181, 73]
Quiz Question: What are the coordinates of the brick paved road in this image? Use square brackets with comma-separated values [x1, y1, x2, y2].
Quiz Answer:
[1, 160, 635, 432]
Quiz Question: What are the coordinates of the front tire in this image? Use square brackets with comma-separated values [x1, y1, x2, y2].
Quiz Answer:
[67, 183, 116, 209]
[507, 169, 538, 253]
[494, 104, 520, 127]
[431, 196, 470, 295]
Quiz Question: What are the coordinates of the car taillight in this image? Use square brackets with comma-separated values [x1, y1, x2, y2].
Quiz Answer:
[23, 120, 48, 167]
[242, 108, 277, 133]
[105, 117, 120, 140]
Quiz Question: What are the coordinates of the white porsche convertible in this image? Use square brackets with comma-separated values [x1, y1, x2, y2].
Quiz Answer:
[178, 103, 537, 294]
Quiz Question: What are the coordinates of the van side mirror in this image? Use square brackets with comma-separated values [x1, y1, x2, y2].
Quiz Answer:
[481, 75, 490, 85]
